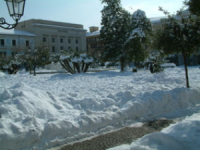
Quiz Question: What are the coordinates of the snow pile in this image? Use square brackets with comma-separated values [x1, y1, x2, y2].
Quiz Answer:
[109, 113, 200, 150]
[0, 67, 200, 149]
[0, 71, 5, 77]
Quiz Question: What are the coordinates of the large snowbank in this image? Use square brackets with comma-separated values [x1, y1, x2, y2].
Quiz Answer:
[108, 112, 200, 150]
[0, 67, 200, 149]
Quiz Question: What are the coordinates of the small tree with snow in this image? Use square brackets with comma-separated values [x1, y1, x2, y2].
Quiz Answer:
[19, 46, 51, 72]
[124, 9, 152, 68]
[154, 7, 200, 88]
[0, 55, 21, 74]
[100, 0, 131, 71]
[54, 49, 94, 74]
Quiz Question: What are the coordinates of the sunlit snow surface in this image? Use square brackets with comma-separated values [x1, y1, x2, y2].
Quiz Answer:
[0, 67, 200, 150]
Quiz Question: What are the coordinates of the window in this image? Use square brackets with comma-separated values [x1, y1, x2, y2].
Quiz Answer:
[60, 46, 64, 50]
[52, 46, 55, 53]
[0, 52, 6, 57]
[76, 47, 79, 51]
[68, 46, 71, 50]
[12, 40, 16, 46]
[26, 40, 29, 47]
[12, 52, 17, 57]
[76, 39, 78, 44]
[43, 37, 46, 42]
[60, 38, 63, 43]
[68, 39, 71, 44]
[0, 39, 5, 46]
[52, 38, 55, 43]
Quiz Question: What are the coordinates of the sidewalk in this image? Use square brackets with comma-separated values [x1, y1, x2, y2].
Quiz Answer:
[50, 119, 173, 150]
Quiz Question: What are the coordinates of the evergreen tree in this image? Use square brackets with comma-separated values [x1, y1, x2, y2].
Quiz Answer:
[154, 7, 200, 88]
[184, 0, 200, 16]
[124, 9, 152, 67]
[100, 0, 131, 71]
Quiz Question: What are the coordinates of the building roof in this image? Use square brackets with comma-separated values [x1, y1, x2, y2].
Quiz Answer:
[19, 19, 84, 29]
[0, 29, 35, 37]
[34, 23, 86, 31]
[86, 31, 100, 37]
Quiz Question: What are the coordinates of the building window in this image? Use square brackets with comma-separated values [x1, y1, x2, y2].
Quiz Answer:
[60, 38, 63, 43]
[12, 52, 17, 57]
[68, 46, 71, 50]
[26, 40, 29, 47]
[0, 52, 6, 57]
[76, 39, 78, 44]
[52, 38, 55, 43]
[43, 37, 46, 42]
[68, 39, 71, 44]
[12, 40, 16, 46]
[52, 46, 55, 53]
[60, 46, 64, 50]
[0, 39, 5, 46]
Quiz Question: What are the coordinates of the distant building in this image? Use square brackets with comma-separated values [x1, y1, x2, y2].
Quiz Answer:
[15, 19, 87, 53]
[86, 26, 104, 62]
[0, 30, 35, 57]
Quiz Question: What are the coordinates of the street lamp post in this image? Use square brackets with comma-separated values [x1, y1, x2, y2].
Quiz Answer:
[0, 0, 26, 29]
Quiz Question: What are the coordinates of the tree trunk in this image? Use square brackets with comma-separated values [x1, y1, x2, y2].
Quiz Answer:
[60, 60, 75, 74]
[81, 61, 85, 72]
[73, 62, 80, 73]
[120, 57, 125, 72]
[84, 63, 91, 73]
[182, 51, 190, 88]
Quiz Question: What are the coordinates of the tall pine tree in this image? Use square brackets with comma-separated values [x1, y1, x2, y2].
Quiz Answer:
[184, 0, 200, 16]
[100, 0, 131, 71]
[124, 10, 152, 67]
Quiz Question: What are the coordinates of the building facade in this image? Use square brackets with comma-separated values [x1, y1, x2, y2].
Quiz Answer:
[86, 26, 104, 62]
[15, 19, 87, 53]
[0, 30, 35, 57]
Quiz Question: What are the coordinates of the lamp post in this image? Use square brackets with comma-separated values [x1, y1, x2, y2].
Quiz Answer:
[0, 0, 26, 29]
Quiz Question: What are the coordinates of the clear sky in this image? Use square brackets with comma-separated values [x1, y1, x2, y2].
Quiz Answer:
[0, 0, 185, 32]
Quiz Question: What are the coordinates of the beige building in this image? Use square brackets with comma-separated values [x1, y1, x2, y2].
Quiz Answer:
[15, 19, 87, 53]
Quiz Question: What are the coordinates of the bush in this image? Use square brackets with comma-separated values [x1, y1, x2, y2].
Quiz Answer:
[132, 68, 137, 72]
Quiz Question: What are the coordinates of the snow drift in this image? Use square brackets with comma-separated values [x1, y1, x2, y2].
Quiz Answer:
[0, 67, 200, 149]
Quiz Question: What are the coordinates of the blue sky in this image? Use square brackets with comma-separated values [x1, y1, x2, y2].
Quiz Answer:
[0, 0, 185, 31]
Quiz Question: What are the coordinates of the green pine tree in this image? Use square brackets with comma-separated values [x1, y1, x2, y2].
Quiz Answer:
[100, 0, 131, 71]
[184, 0, 200, 16]
[124, 9, 152, 67]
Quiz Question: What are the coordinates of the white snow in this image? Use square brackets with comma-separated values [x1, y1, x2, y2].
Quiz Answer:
[161, 63, 176, 68]
[0, 29, 35, 37]
[0, 66, 200, 150]
[108, 112, 200, 150]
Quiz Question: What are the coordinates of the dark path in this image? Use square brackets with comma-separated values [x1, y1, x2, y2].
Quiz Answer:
[59, 119, 173, 150]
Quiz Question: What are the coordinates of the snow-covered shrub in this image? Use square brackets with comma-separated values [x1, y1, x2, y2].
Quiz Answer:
[0, 56, 21, 74]
[53, 49, 94, 74]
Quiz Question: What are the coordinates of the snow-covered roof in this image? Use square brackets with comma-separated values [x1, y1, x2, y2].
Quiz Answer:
[34, 23, 87, 31]
[0, 29, 35, 37]
[86, 31, 100, 37]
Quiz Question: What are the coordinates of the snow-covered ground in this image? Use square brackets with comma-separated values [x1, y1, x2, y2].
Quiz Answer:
[108, 112, 200, 150]
[0, 66, 200, 150]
